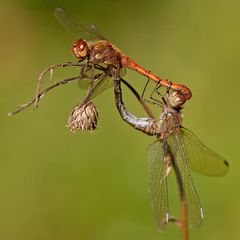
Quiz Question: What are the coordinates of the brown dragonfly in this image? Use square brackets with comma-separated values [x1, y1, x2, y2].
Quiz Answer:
[113, 80, 229, 232]
[53, 8, 192, 103]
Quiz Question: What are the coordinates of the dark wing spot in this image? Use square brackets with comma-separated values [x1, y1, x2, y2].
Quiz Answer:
[224, 160, 229, 167]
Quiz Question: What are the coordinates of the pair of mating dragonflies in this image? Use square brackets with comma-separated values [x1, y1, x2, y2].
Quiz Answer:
[10, 8, 229, 232]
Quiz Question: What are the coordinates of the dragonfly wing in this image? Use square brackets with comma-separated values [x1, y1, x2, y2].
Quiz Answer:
[78, 65, 125, 100]
[181, 127, 229, 176]
[79, 74, 113, 100]
[168, 133, 203, 228]
[147, 140, 169, 231]
[90, 76, 113, 100]
[54, 8, 106, 41]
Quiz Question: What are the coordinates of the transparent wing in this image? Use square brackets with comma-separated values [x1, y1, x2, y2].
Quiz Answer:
[54, 8, 106, 41]
[78, 66, 126, 100]
[89, 76, 113, 100]
[181, 127, 229, 176]
[168, 133, 203, 228]
[147, 141, 169, 231]
[79, 74, 113, 100]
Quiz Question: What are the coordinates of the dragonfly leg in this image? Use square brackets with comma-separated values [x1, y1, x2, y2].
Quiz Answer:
[80, 60, 90, 75]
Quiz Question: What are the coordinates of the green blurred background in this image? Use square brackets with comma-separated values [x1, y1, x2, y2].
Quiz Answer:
[1, 0, 239, 239]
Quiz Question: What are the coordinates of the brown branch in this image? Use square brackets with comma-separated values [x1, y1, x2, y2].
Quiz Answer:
[8, 75, 87, 116]
[8, 61, 106, 116]
[8, 67, 153, 120]
[9, 62, 155, 122]
[34, 61, 86, 108]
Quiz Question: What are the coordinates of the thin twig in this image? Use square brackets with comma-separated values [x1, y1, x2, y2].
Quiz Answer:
[34, 61, 86, 108]
[9, 65, 154, 119]
[8, 75, 88, 116]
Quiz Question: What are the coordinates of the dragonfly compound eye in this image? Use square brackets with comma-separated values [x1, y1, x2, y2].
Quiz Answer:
[168, 91, 186, 108]
[72, 39, 89, 59]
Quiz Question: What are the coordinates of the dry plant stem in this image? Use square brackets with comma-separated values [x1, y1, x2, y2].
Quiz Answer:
[34, 61, 85, 108]
[169, 146, 189, 240]
[8, 67, 153, 118]
[32, 60, 155, 119]
[8, 75, 87, 116]
[79, 64, 96, 107]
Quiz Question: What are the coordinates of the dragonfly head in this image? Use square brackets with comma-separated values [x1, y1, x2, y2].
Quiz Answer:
[167, 91, 186, 108]
[72, 39, 89, 60]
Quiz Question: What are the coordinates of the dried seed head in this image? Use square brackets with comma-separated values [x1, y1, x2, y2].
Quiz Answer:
[67, 101, 98, 132]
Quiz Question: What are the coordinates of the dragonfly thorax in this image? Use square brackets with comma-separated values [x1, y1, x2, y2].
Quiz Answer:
[89, 40, 121, 65]
[72, 39, 121, 66]
[158, 106, 182, 139]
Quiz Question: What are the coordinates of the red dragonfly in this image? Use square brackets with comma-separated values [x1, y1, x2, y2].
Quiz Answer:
[54, 8, 192, 104]
[113, 80, 229, 232]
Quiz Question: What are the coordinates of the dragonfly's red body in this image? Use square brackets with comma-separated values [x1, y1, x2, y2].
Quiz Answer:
[120, 55, 192, 100]
[55, 8, 192, 105]
[73, 38, 192, 102]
